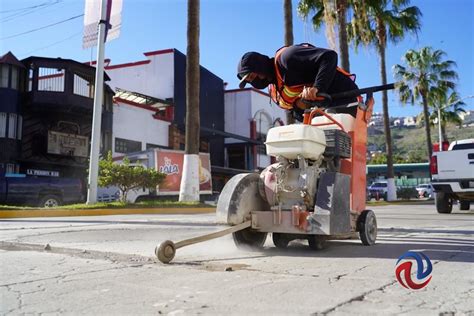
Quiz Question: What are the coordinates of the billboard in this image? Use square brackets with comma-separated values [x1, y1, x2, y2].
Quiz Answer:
[47, 131, 89, 157]
[155, 149, 212, 195]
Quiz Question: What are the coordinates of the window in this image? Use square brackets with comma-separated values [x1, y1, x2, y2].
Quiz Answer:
[38, 67, 65, 92]
[114, 137, 142, 154]
[0, 65, 9, 88]
[8, 113, 17, 139]
[0, 113, 6, 138]
[73, 73, 93, 97]
[11, 67, 18, 90]
[28, 69, 33, 91]
[452, 143, 474, 150]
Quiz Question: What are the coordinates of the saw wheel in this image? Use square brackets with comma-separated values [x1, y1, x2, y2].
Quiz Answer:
[216, 173, 269, 249]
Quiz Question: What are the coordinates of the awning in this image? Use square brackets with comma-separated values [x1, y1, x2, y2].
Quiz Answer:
[199, 126, 264, 145]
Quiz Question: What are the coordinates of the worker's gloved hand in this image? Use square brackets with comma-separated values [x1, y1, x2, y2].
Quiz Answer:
[299, 86, 319, 100]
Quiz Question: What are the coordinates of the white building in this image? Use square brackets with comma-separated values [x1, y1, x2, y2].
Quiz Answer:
[403, 116, 417, 127]
[368, 112, 384, 127]
[224, 88, 287, 170]
[112, 91, 172, 156]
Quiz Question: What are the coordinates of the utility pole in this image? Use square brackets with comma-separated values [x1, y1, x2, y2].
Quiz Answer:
[86, 0, 107, 204]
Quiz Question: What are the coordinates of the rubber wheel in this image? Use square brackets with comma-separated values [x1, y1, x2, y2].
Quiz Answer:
[155, 240, 176, 264]
[357, 210, 377, 246]
[39, 195, 61, 208]
[435, 192, 453, 214]
[272, 233, 290, 249]
[308, 235, 326, 250]
[459, 201, 470, 211]
[232, 228, 267, 250]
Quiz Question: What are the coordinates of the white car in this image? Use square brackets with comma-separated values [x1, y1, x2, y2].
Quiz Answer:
[415, 184, 433, 198]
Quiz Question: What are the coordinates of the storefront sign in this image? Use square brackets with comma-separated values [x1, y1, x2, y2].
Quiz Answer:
[27, 169, 60, 177]
[155, 149, 212, 195]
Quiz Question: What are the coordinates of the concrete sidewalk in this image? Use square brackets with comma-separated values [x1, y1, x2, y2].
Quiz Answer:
[0, 207, 216, 219]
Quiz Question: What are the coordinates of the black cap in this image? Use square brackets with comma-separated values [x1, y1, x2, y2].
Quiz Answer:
[237, 52, 273, 89]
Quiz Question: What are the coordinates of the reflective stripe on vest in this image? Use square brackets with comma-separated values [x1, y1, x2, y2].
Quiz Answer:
[270, 46, 306, 110]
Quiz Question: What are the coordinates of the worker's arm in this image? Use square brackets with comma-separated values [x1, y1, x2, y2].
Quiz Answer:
[299, 51, 337, 101]
[313, 50, 337, 92]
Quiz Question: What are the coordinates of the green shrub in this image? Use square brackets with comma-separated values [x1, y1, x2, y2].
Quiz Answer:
[99, 152, 166, 203]
[397, 187, 418, 200]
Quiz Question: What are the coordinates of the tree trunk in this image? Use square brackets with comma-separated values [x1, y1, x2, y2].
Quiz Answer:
[179, 0, 200, 202]
[283, 0, 293, 47]
[421, 93, 433, 158]
[441, 124, 448, 143]
[336, 0, 350, 72]
[378, 44, 397, 200]
[283, 0, 295, 125]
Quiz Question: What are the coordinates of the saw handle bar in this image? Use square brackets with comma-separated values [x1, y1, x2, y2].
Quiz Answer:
[301, 83, 396, 108]
[301, 83, 396, 130]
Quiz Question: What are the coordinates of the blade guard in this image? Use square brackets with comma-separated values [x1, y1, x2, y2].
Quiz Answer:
[216, 173, 271, 225]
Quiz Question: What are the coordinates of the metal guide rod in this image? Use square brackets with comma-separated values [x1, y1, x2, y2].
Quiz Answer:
[174, 221, 251, 249]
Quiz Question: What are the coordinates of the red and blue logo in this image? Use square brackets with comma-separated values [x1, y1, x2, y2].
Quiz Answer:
[395, 251, 433, 290]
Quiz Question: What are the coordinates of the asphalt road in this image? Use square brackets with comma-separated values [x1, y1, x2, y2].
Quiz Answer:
[0, 204, 473, 315]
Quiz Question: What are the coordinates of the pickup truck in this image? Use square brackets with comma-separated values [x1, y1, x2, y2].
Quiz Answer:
[430, 138, 474, 213]
[0, 175, 84, 207]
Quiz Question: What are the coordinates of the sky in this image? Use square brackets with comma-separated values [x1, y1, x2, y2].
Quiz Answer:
[1, 0, 473, 118]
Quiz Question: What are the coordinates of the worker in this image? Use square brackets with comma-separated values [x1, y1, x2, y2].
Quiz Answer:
[237, 43, 359, 121]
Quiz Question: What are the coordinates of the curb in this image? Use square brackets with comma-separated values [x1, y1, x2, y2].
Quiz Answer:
[0, 207, 216, 219]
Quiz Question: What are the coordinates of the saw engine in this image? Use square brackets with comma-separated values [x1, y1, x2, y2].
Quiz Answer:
[261, 122, 352, 212]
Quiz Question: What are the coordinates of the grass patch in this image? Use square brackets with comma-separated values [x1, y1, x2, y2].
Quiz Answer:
[367, 199, 434, 206]
[0, 200, 212, 211]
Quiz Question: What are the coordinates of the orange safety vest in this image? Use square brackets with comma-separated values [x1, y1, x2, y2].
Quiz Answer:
[269, 45, 355, 110]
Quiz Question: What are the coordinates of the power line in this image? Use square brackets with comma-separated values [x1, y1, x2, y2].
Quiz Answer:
[20, 31, 82, 58]
[0, 1, 54, 14]
[0, 0, 62, 22]
[1, 14, 84, 40]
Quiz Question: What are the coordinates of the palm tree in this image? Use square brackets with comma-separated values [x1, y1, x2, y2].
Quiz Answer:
[284, 0, 295, 124]
[179, 0, 200, 202]
[426, 89, 466, 142]
[348, 0, 421, 201]
[393, 47, 458, 158]
[298, 0, 351, 71]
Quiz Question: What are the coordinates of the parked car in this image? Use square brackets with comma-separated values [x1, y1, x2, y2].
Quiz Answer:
[431, 138, 474, 213]
[367, 181, 388, 200]
[416, 183, 434, 198]
[0, 175, 84, 207]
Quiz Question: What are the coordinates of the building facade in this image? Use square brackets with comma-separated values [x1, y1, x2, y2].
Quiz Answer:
[0, 52, 113, 179]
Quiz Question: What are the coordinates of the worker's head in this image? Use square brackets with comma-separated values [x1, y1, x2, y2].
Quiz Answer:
[237, 52, 275, 89]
